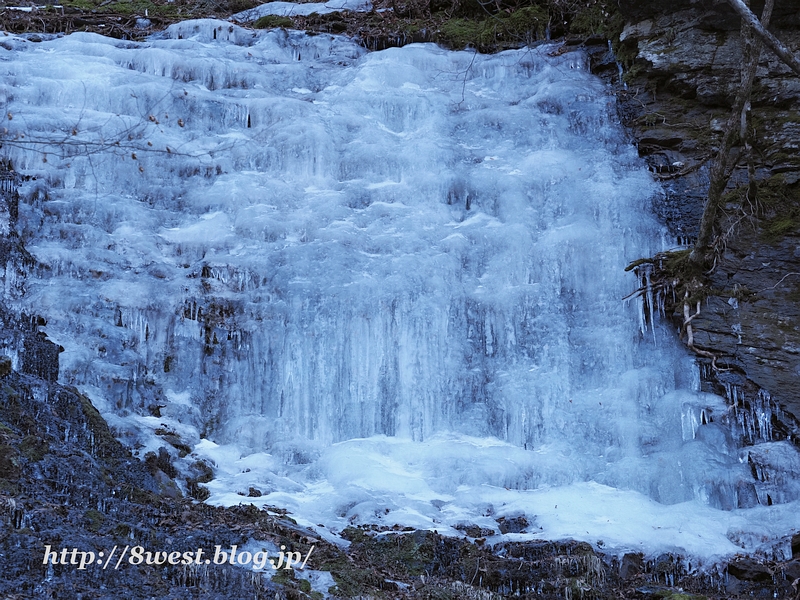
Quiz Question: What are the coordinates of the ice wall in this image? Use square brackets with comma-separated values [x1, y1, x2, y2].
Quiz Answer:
[2, 21, 798, 558]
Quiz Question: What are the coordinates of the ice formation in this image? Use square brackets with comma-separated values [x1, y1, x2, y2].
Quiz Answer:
[2, 20, 799, 562]
[231, 0, 372, 22]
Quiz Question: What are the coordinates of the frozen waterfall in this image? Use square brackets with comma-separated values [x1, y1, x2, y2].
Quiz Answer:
[2, 20, 799, 560]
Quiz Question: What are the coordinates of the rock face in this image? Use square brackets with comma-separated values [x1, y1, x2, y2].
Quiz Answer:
[0, 167, 63, 383]
[601, 0, 800, 439]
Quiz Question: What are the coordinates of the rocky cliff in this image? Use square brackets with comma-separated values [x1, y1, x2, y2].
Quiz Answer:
[603, 0, 800, 446]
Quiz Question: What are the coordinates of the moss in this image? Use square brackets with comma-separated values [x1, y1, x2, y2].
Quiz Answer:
[317, 537, 386, 597]
[570, 1, 623, 39]
[503, 5, 548, 39]
[84, 509, 106, 532]
[635, 248, 705, 299]
[59, 0, 180, 16]
[74, 390, 125, 459]
[622, 62, 644, 83]
[757, 174, 800, 242]
[253, 15, 294, 29]
[59, 0, 97, 9]
[437, 5, 547, 50]
[271, 569, 295, 586]
[119, 483, 159, 505]
[763, 215, 799, 240]
[651, 591, 707, 600]
[625, 257, 654, 272]
[438, 18, 488, 49]
[19, 435, 49, 462]
[298, 578, 312, 593]
[0, 445, 20, 479]
[340, 526, 370, 542]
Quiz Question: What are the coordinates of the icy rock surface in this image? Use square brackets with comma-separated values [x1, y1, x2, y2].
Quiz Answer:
[2, 21, 799, 560]
[231, 0, 372, 22]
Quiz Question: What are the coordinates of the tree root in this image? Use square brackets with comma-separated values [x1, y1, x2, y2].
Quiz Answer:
[682, 293, 728, 372]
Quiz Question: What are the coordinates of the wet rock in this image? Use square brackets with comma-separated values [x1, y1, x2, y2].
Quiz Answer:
[454, 524, 495, 538]
[496, 514, 529, 534]
[784, 558, 800, 581]
[619, 552, 643, 580]
[728, 557, 773, 582]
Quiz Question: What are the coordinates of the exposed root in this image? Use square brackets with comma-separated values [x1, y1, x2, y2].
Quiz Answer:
[652, 155, 709, 181]
[625, 250, 733, 369]
[681, 292, 727, 371]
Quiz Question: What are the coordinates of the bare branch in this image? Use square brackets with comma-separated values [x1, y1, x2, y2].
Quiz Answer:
[726, 0, 800, 76]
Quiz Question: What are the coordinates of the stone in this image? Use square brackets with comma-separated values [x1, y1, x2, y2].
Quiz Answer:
[727, 557, 773, 582]
[496, 515, 529, 534]
[619, 552, 643, 580]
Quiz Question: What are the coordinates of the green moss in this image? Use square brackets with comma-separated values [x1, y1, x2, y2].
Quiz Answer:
[662, 249, 697, 276]
[0, 445, 20, 479]
[437, 4, 547, 50]
[271, 569, 295, 586]
[622, 62, 644, 83]
[340, 526, 370, 542]
[317, 533, 387, 596]
[59, 0, 180, 16]
[84, 509, 106, 532]
[438, 18, 488, 49]
[570, 1, 623, 39]
[78, 392, 121, 458]
[757, 174, 800, 242]
[298, 578, 312, 593]
[651, 591, 707, 600]
[19, 435, 49, 462]
[119, 483, 159, 505]
[503, 5, 548, 39]
[764, 215, 799, 240]
[60, 0, 97, 9]
[253, 15, 294, 29]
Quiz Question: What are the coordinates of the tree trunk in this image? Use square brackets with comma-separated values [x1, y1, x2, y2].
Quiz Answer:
[689, 0, 774, 266]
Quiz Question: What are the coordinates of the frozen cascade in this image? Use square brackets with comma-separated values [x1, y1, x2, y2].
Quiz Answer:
[2, 20, 800, 560]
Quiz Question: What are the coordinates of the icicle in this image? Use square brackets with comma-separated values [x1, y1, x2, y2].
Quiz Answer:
[642, 264, 657, 343]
